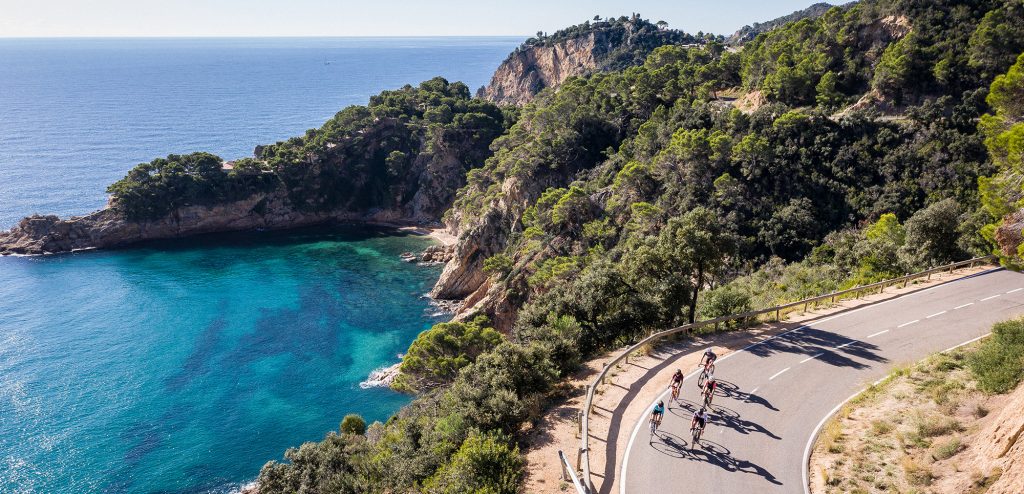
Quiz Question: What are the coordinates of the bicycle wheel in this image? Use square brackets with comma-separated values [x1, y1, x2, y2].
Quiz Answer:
[697, 371, 707, 388]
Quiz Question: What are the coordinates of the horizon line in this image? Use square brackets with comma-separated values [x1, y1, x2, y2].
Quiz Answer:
[0, 34, 532, 40]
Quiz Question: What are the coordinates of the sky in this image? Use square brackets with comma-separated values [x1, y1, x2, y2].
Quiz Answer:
[0, 0, 829, 38]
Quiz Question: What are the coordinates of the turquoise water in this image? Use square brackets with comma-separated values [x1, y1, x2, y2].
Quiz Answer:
[0, 37, 517, 493]
[0, 227, 445, 493]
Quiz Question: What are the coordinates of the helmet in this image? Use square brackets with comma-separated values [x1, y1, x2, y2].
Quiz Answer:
[699, 406, 706, 414]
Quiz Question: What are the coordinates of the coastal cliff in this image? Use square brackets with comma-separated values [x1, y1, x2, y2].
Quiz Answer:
[478, 15, 697, 106]
[0, 78, 509, 256]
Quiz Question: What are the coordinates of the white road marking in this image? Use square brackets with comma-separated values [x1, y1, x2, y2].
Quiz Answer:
[749, 387, 759, 394]
[769, 367, 791, 380]
[981, 294, 1001, 301]
[1008, 288, 1023, 294]
[625, 267, 1006, 494]
[834, 341, 856, 349]
[897, 319, 920, 328]
[954, 303, 974, 310]
[801, 352, 825, 363]
[926, 310, 947, 319]
[802, 332, 994, 494]
[867, 329, 889, 338]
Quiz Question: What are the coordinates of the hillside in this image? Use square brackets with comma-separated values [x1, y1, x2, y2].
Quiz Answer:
[0, 78, 511, 255]
[726, 2, 850, 45]
[4, 1, 1024, 492]
[477, 14, 700, 106]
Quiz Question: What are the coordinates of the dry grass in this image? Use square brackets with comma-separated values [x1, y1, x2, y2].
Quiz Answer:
[810, 347, 994, 493]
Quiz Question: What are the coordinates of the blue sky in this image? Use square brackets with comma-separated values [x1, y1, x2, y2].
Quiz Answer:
[0, 0, 828, 37]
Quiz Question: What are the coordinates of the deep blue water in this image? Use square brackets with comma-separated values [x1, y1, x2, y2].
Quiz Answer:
[0, 37, 520, 229]
[0, 38, 520, 494]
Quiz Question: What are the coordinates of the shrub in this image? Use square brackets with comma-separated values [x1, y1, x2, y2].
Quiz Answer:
[698, 284, 753, 320]
[969, 317, 1024, 393]
[422, 431, 523, 494]
[933, 437, 962, 460]
[395, 316, 503, 392]
[340, 414, 367, 435]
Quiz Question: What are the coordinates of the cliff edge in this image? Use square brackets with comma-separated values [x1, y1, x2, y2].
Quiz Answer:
[478, 15, 697, 106]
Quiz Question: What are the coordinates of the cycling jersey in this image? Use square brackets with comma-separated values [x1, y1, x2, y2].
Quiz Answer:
[703, 349, 717, 362]
[693, 411, 708, 427]
[671, 373, 684, 384]
[653, 404, 665, 416]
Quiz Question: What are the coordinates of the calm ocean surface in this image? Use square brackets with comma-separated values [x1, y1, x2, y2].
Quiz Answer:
[0, 37, 520, 494]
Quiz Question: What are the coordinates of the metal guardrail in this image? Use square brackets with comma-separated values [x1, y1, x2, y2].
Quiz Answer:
[558, 450, 589, 494]
[575, 255, 997, 492]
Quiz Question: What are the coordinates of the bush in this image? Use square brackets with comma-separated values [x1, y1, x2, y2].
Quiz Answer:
[698, 284, 752, 320]
[969, 317, 1024, 393]
[423, 431, 523, 494]
[340, 414, 367, 435]
[395, 316, 503, 392]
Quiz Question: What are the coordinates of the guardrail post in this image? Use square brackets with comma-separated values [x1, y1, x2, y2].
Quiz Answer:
[775, 308, 780, 321]
[576, 447, 583, 470]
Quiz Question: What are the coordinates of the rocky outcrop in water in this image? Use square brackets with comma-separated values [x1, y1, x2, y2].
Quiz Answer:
[0, 191, 411, 255]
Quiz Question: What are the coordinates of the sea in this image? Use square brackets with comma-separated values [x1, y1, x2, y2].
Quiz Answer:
[0, 37, 521, 494]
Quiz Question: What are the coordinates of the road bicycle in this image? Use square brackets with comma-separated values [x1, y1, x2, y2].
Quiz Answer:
[702, 386, 715, 408]
[670, 381, 681, 402]
[697, 362, 715, 388]
[691, 423, 705, 449]
[649, 414, 662, 435]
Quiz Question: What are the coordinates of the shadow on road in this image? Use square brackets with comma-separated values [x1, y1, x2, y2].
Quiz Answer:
[691, 439, 783, 485]
[745, 326, 888, 370]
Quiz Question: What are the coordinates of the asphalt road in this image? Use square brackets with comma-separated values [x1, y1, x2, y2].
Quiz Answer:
[621, 268, 1024, 494]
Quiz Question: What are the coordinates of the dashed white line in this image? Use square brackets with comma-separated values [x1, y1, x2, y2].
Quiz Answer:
[835, 341, 856, 350]
[926, 310, 947, 319]
[800, 352, 825, 363]
[1008, 288, 1023, 294]
[981, 294, 1001, 302]
[897, 319, 920, 328]
[769, 367, 791, 380]
[954, 303, 974, 310]
[867, 329, 889, 338]
[749, 387, 759, 394]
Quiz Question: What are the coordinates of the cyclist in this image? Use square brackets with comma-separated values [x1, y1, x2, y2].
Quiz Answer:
[700, 348, 717, 370]
[650, 400, 666, 432]
[670, 369, 684, 400]
[690, 406, 709, 435]
[703, 376, 718, 406]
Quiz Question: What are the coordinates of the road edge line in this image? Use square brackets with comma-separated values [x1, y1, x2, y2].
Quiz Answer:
[800, 332, 993, 494]
[618, 267, 1002, 494]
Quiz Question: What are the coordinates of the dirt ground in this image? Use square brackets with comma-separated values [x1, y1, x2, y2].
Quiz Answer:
[809, 342, 1024, 494]
[519, 265, 993, 494]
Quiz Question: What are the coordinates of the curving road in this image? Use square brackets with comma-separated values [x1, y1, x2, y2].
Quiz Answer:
[620, 268, 1024, 494]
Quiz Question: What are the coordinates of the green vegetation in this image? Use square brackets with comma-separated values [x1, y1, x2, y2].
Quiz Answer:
[340, 414, 367, 436]
[106, 152, 277, 220]
[969, 317, 1024, 393]
[108, 78, 511, 221]
[816, 317, 1024, 493]
[513, 14, 700, 72]
[393, 316, 503, 392]
[92, 1, 1024, 491]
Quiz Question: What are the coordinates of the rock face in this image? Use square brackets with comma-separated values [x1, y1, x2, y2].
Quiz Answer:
[0, 190, 426, 256]
[958, 382, 1024, 494]
[478, 35, 602, 107]
[995, 209, 1024, 259]
[478, 17, 695, 106]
